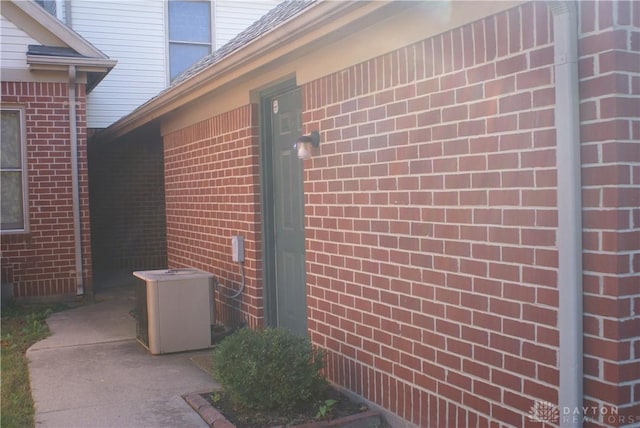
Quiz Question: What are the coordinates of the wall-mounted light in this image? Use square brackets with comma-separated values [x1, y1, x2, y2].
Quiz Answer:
[294, 130, 320, 160]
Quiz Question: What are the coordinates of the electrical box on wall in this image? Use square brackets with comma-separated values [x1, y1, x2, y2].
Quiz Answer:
[232, 235, 244, 262]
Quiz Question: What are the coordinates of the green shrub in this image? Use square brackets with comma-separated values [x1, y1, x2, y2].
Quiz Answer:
[212, 327, 328, 413]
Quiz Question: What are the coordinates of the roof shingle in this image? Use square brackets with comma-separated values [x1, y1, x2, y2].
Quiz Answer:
[28, 45, 86, 58]
[171, 0, 316, 86]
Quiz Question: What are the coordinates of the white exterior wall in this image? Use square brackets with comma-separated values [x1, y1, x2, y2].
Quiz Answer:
[0, 15, 39, 69]
[214, 0, 280, 49]
[71, 0, 166, 129]
[68, 0, 279, 129]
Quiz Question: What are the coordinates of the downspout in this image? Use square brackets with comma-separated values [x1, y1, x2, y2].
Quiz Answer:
[68, 65, 84, 295]
[550, 2, 583, 426]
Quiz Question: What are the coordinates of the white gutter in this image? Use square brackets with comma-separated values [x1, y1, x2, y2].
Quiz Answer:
[68, 65, 84, 296]
[27, 54, 116, 69]
[550, 2, 583, 426]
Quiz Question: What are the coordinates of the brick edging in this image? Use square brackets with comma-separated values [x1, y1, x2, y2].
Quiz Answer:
[183, 392, 235, 428]
[182, 392, 382, 428]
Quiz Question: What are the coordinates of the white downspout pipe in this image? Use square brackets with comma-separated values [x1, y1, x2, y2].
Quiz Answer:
[69, 65, 84, 295]
[550, 2, 582, 426]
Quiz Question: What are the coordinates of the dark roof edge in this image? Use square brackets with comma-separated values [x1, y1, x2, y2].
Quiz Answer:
[98, 1, 388, 142]
[171, 0, 316, 86]
[28, 45, 87, 58]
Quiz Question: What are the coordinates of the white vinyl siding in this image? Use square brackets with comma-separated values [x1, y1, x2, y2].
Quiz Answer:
[61, 0, 279, 128]
[70, 1, 166, 129]
[0, 15, 39, 69]
[214, 0, 280, 49]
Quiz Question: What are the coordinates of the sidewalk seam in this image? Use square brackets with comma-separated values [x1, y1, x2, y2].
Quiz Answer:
[27, 338, 136, 353]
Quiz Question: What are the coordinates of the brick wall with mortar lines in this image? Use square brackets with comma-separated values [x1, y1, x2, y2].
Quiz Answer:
[303, 3, 561, 426]
[163, 105, 263, 328]
[89, 136, 167, 273]
[579, 1, 640, 425]
[1, 81, 92, 297]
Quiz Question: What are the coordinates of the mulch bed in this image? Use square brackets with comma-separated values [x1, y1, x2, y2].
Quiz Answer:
[201, 387, 369, 428]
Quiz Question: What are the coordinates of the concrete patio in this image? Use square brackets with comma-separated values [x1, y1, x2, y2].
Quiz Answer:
[27, 285, 218, 428]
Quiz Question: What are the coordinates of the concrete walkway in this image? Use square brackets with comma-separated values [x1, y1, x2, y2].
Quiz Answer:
[27, 286, 219, 428]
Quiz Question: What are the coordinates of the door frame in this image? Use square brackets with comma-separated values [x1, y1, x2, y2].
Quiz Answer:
[258, 78, 299, 328]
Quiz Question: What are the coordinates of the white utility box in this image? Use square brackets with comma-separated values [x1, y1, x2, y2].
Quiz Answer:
[133, 268, 214, 355]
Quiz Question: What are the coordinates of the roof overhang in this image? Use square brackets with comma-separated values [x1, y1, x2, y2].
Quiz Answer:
[3, 0, 116, 91]
[27, 53, 116, 70]
[100, 0, 401, 141]
[4, 0, 110, 58]
[27, 53, 117, 90]
[100, 0, 525, 141]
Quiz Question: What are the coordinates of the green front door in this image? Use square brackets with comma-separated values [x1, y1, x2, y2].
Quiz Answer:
[267, 87, 307, 336]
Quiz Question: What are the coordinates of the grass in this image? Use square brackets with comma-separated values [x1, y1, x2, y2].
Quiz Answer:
[1, 302, 67, 428]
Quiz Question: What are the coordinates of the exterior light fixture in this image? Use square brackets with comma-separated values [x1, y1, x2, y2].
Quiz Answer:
[294, 130, 320, 160]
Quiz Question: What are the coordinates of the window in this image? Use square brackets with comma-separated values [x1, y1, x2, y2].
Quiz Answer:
[35, 0, 57, 16]
[1, 109, 28, 233]
[168, 0, 212, 81]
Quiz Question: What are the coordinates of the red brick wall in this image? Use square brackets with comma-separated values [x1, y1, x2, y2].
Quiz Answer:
[1, 81, 92, 297]
[88, 132, 167, 274]
[163, 105, 263, 328]
[579, 1, 640, 426]
[159, 1, 638, 425]
[303, 3, 559, 424]
[300, 1, 640, 426]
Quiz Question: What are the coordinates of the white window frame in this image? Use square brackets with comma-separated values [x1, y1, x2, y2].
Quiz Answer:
[166, 0, 215, 83]
[34, 0, 65, 22]
[1, 106, 29, 234]
[34, 0, 56, 15]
